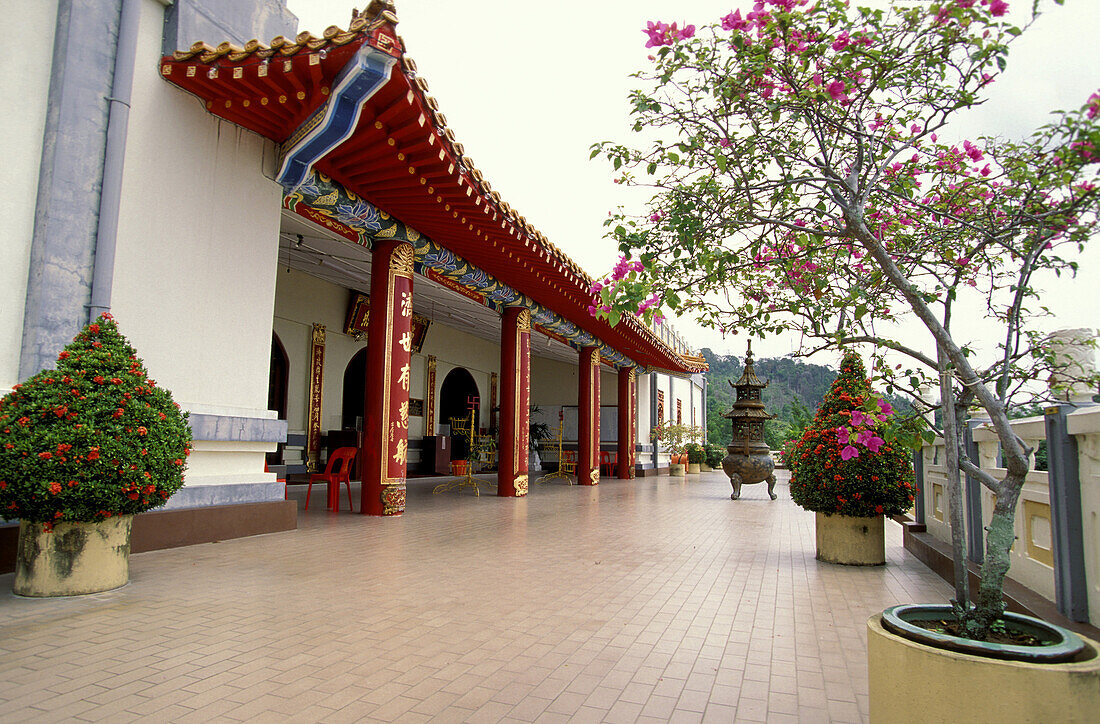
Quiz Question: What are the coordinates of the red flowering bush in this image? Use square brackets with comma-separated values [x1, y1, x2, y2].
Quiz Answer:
[788, 351, 914, 518]
[0, 314, 191, 528]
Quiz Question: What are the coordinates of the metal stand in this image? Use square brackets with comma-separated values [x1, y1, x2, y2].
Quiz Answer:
[433, 406, 484, 496]
[537, 421, 574, 484]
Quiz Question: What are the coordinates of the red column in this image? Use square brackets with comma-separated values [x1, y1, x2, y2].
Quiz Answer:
[497, 308, 531, 497]
[617, 366, 636, 479]
[578, 346, 600, 485]
[361, 240, 415, 516]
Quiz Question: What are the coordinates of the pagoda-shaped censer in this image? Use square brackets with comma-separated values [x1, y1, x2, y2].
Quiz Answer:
[721, 340, 777, 501]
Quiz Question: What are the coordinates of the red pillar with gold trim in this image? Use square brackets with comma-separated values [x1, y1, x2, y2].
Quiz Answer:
[578, 346, 600, 485]
[617, 366, 636, 479]
[497, 307, 531, 497]
[361, 239, 415, 516]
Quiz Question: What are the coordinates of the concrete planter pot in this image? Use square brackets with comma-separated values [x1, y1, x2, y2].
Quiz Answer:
[14, 515, 133, 597]
[669, 463, 686, 477]
[815, 512, 884, 565]
[687, 463, 701, 474]
[868, 608, 1100, 722]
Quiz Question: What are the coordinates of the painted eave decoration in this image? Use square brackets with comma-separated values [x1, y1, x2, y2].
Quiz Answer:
[160, 0, 706, 375]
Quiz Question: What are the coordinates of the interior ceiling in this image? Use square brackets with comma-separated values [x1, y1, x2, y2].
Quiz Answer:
[278, 211, 590, 368]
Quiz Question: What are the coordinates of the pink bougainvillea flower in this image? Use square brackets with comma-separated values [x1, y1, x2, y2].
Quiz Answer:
[856, 429, 874, 447]
[1087, 90, 1100, 120]
[718, 137, 731, 147]
[825, 80, 848, 102]
[877, 398, 894, 416]
[840, 445, 860, 460]
[988, 0, 1010, 17]
[721, 9, 748, 31]
[836, 426, 850, 445]
[865, 435, 886, 453]
[679, 24, 696, 40]
[831, 31, 850, 51]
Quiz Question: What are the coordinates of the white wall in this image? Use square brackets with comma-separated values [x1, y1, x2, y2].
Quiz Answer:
[109, 0, 285, 490]
[112, 0, 283, 418]
[0, 0, 58, 393]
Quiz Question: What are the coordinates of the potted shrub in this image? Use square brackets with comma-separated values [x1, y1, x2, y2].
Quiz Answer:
[0, 314, 192, 596]
[650, 421, 688, 476]
[528, 405, 552, 471]
[704, 442, 725, 471]
[787, 352, 915, 565]
[684, 442, 705, 474]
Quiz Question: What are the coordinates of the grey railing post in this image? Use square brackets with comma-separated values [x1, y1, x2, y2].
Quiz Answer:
[964, 420, 984, 565]
[1045, 405, 1089, 622]
[913, 448, 925, 525]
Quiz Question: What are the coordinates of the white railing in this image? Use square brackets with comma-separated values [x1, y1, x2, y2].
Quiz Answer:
[918, 405, 1100, 622]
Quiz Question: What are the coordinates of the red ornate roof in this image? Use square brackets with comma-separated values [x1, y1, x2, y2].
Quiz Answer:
[161, 1, 706, 375]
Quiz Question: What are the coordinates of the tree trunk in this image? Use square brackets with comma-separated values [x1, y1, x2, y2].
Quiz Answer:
[939, 348, 969, 613]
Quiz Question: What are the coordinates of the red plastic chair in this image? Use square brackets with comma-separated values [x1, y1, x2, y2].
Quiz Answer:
[599, 451, 617, 477]
[306, 447, 357, 512]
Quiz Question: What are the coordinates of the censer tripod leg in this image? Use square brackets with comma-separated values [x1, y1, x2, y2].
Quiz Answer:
[767, 474, 777, 501]
[729, 472, 743, 501]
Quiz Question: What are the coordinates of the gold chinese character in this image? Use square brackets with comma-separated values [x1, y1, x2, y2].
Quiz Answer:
[400, 292, 412, 318]
[398, 401, 409, 428]
[393, 439, 407, 465]
[397, 363, 410, 390]
[398, 331, 413, 352]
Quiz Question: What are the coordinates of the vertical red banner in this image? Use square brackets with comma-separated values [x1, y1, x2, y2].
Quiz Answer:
[306, 323, 326, 472]
[578, 346, 600, 485]
[497, 308, 530, 497]
[425, 355, 437, 434]
[617, 366, 636, 479]
[362, 240, 414, 516]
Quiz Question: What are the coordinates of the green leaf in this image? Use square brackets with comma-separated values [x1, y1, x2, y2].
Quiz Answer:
[609, 310, 621, 327]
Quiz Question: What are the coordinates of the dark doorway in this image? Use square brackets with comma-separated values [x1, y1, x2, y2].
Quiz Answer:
[342, 348, 368, 431]
[439, 367, 480, 461]
[267, 332, 289, 465]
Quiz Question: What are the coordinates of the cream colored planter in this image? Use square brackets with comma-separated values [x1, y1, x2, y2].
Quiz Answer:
[868, 614, 1100, 723]
[687, 463, 701, 474]
[815, 512, 884, 565]
[669, 463, 686, 477]
[14, 515, 133, 597]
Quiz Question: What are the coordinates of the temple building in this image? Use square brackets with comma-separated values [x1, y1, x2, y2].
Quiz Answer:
[1, 0, 707, 554]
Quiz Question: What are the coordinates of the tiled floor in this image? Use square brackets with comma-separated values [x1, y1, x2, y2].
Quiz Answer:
[0, 470, 951, 723]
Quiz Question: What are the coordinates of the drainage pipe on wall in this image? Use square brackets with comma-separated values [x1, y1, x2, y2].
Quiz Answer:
[88, 0, 141, 322]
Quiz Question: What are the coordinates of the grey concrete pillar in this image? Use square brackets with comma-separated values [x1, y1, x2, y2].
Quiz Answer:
[1045, 405, 1089, 622]
[964, 420, 984, 565]
[20, 0, 124, 379]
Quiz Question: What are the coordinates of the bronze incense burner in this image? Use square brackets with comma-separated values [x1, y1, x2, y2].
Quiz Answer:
[721, 341, 777, 500]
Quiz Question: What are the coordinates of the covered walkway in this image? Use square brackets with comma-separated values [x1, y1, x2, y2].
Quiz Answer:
[0, 472, 949, 722]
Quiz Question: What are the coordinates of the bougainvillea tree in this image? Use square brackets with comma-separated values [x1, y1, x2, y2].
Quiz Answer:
[788, 351, 915, 518]
[591, 0, 1100, 638]
[0, 314, 192, 529]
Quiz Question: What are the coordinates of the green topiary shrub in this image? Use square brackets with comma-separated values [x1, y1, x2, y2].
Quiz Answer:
[684, 442, 705, 464]
[788, 351, 914, 518]
[0, 314, 192, 529]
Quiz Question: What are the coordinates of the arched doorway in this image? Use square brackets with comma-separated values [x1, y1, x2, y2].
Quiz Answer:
[342, 348, 368, 431]
[439, 367, 480, 461]
[267, 332, 288, 465]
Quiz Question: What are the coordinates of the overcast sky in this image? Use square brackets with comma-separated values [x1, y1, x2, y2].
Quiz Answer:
[285, 0, 1099, 368]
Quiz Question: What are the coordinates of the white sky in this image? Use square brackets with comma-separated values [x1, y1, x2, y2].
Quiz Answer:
[285, 0, 1100, 367]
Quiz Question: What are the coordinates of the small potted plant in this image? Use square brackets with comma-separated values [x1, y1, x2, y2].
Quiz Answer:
[528, 405, 551, 471]
[0, 314, 192, 596]
[787, 351, 915, 565]
[684, 442, 705, 474]
[650, 421, 689, 476]
[704, 443, 725, 471]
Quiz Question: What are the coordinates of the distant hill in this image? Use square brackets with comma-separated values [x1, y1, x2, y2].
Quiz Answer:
[702, 348, 836, 447]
